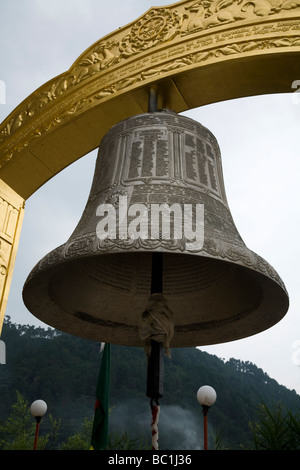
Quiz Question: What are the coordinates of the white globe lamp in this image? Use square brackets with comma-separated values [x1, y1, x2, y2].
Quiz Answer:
[30, 400, 47, 450]
[196, 385, 216, 450]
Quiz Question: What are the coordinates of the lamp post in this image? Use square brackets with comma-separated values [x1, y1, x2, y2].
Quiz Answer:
[30, 400, 47, 450]
[197, 385, 217, 450]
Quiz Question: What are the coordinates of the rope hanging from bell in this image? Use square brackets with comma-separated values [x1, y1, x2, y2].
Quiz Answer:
[150, 399, 160, 451]
[139, 293, 174, 358]
[138, 252, 174, 450]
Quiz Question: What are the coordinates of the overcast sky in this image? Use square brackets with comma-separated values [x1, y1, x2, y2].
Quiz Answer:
[0, 0, 300, 395]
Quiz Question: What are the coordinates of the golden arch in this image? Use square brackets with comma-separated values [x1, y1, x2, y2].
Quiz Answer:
[0, 0, 300, 332]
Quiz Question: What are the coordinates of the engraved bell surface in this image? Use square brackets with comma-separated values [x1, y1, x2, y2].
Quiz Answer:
[22, 111, 289, 348]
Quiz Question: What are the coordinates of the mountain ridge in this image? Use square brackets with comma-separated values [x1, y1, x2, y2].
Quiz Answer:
[0, 316, 299, 449]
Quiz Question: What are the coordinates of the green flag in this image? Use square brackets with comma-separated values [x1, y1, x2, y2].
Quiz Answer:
[91, 343, 111, 450]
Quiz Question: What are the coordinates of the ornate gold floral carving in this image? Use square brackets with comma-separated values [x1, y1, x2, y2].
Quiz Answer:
[72, 40, 120, 83]
[184, 0, 300, 33]
[120, 8, 186, 57]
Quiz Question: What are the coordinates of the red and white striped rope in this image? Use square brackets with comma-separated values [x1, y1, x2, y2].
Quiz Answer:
[151, 402, 160, 450]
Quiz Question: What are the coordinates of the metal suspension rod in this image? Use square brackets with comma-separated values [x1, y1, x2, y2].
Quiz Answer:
[148, 87, 158, 113]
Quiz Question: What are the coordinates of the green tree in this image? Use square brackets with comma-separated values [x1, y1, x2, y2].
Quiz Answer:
[59, 417, 92, 450]
[0, 391, 48, 450]
[250, 403, 300, 450]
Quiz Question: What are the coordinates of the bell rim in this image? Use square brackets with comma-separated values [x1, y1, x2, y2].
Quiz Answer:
[23, 246, 289, 348]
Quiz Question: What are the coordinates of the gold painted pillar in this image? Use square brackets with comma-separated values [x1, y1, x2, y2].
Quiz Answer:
[0, 180, 24, 335]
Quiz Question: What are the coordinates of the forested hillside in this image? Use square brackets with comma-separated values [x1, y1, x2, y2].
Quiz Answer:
[1, 316, 299, 449]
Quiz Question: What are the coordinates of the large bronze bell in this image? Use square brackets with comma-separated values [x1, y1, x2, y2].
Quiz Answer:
[22, 110, 289, 348]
